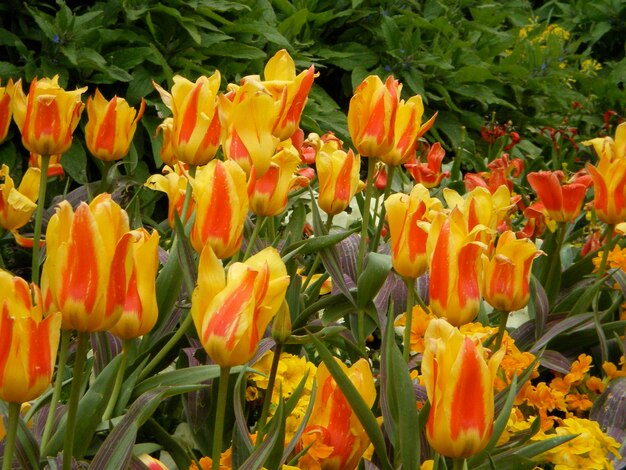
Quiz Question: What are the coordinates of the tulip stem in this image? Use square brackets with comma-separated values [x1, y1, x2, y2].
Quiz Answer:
[596, 224, 616, 279]
[302, 215, 333, 291]
[370, 164, 395, 251]
[244, 215, 265, 261]
[62, 332, 90, 470]
[102, 340, 129, 422]
[2, 402, 21, 470]
[180, 165, 197, 233]
[256, 344, 282, 444]
[543, 222, 567, 305]
[138, 311, 193, 381]
[452, 458, 467, 470]
[31, 153, 50, 285]
[357, 157, 377, 277]
[494, 310, 510, 351]
[403, 277, 415, 362]
[40, 329, 70, 452]
[97, 161, 114, 195]
[211, 366, 231, 470]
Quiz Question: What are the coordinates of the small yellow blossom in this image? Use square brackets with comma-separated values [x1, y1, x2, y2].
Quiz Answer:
[585, 376, 606, 394]
[394, 306, 434, 354]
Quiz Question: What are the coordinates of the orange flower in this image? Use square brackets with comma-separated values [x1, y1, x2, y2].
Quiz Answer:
[190, 160, 248, 259]
[0, 270, 61, 403]
[405, 142, 449, 188]
[527, 171, 591, 222]
[11, 75, 87, 155]
[0, 79, 13, 144]
[29, 153, 64, 178]
[153, 72, 222, 166]
[41, 193, 130, 331]
[348, 75, 399, 158]
[85, 89, 145, 161]
[191, 245, 289, 367]
[107, 229, 160, 340]
[422, 319, 504, 458]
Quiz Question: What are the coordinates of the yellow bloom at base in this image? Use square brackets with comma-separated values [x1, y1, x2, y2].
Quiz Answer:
[0, 164, 40, 234]
[298, 358, 376, 470]
[145, 163, 193, 229]
[316, 146, 363, 216]
[108, 228, 160, 340]
[190, 159, 248, 259]
[0, 270, 61, 403]
[11, 75, 87, 156]
[85, 89, 145, 162]
[191, 245, 290, 367]
[41, 193, 130, 332]
[422, 319, 505, 458]
[153, 72, 222, 166]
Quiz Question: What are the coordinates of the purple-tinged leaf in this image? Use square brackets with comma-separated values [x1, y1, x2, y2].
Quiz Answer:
[90, 332, 122, 377]
[540, 350, 572, 374]
[590, 377, 626, 469]
[530, 276, 548, 340]
[530, 314, 594, 354]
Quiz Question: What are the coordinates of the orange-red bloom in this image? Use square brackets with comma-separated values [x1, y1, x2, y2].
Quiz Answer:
[11, 76, 87, 155]
[422, 319, 504, 458]
[191, 245, 290, 367]
[29, 153, 64, 178]
[85, 89, 145, 161]
[405, 142, 449, 188]
[0, 270, 61, 403]
[0, 79, 13, 144]
[527, 171, 591, 223]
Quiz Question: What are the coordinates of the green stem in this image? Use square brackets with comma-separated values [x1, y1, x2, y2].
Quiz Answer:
[267, 216, 276, 241]
[403, 277, 415, 362]
[138, 311, 193, 382]
[370, 164, 395, 251]
[543, 222, 567, 305]
[31, 154, 50, 285]
[2, 402, 21, 470]
[452, 458, 466, 470]
[96, 161, 114, 195]
[301, 215, 333, 291]
[596, 224, 616, 278]
[256, 344, 282, 443]
[180, 165, 197, 232]
[356, 157, 377, 277]
[40, 330, 70, 452]
[495, 310, 510, 351]
[101, 341, 129, 421]
[62, 332, 90, 470]
[211, 366, 231, 470]
[243, 215, 265, 261]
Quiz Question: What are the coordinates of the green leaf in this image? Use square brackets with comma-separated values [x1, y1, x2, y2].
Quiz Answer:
[283, 227, 358, 258]
[134, 365, 242, 397]
[206, 42, 267, 59]
[60, 140, 88, 185]
[239, 398, 284, 470]
[356, 252, 392, 311]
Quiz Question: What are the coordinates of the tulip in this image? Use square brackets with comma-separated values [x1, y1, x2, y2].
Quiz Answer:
[317, 145, 363, 216]
[41, 193, 130, 331]
[444, 185, 515, 234]
[0, 79, 13, 144]
[298, 358, 376, 470]
[405, 141, 449, 188]
[248, 144, 308, 217]
[219, 82, 280, 177]
[0, 164, 40, 234]
[482, 230, 543, 312]
[380, 94, 437, 166]
[145, 163, 193, 228]
[191, 245, 290, 367]
[348, 75, 400, 158]
[107, 228, 160, 340]
[85, 89, 145, 161]
[156, 117, 176, 166]
[248, 49, 316, 141]
[385, 183, 443, 279]
[585, 123, 626, 224]
[427, 209, 488, 326]
[0, 270, 61, 403]
[190, 159, 248, 259]
[153, 72, 222, 166]
[29, 153, 64, 178]
[11, 75, 87, 156]
[422, 319, 504, 458]
[527, 170, 591, 223]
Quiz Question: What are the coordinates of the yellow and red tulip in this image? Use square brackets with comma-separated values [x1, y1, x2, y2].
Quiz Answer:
[444, 185, 515, 235]
[0, 270, 61, 403]
[29, 153, 64, 178]
[219, 82, 280, 177]
[85, 89, 145, 161]
[316, 144, 364, 216]
[41, 193, 130, 332]
[190, 159, 248, 259]
[298, 358, 376, 470]
[585, 122, 626, 224]
[422, 318, 504, 458]
[11, 75, 87, 156]
[526, 170, 591, 223]
[385, 183, 443, 279]
[427, 209, 488, 326]
[107, 228, 160, 340]
[156, 117, 176, 166]
[0, 164, 40, 234]
[191, 245, 290, 367]
[348, 75, 399, 158]
[153, 72, 222, 166]
[380, 94, 437, 166]
[0, 79, 13, 144]
[482, 230, 543, 312]
[145, 163, 193, 228]
[248, 144, 308, 217]
[405, 142, 449, 189]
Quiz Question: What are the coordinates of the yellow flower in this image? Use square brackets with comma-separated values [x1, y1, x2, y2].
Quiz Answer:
[0, 164, 40, 237]
[566, 354, 593, 384]
[394, 305, 434, 354]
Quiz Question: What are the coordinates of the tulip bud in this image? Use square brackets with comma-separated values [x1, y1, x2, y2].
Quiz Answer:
[271, 300, 292, 344]
[316, 146, 363, 216]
